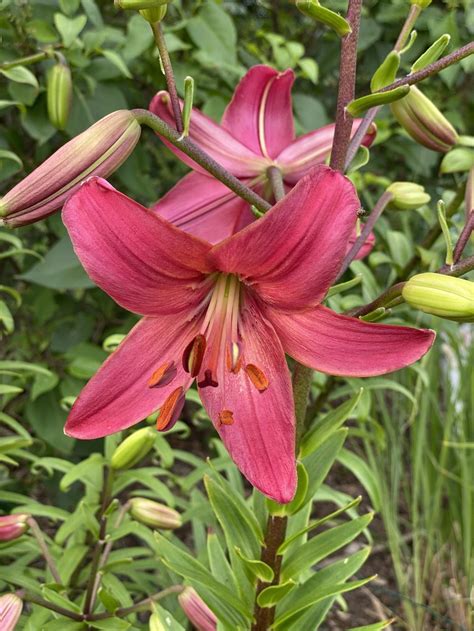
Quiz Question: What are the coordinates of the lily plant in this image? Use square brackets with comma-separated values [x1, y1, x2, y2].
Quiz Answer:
[63, 166, 434, 503]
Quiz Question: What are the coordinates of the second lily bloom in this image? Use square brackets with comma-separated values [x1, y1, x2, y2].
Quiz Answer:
[150, 64, 376, 244]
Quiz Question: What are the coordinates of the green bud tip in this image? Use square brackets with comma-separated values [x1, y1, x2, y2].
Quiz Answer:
[110, 427, 155, 470]
[403, 273, 474, 322]
[386, 181, 431, 210]
[129, 498, 182, 529]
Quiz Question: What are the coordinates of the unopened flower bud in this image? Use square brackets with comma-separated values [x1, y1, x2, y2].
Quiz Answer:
[403, 273, 474, 322]
[0, 110, 141, 227]
[47, 61, 73, 131]
[387, 181, 431, 210]
[140, 4, 167, 23]
[111, 427, 155, 470]
[390, 86, 458, 153]
[0, 593, 23, 630]
[178, 587, 217, 631]
[0, 514, 30, 542]
[115, 0, 168, 9]
[411, 0, 432, 7]
[129, 498, 181, 529]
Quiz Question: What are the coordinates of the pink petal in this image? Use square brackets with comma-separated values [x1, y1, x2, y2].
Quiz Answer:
[267, 304, 435, 377]
[278, 120, 377, 184]
[221, 65, 295, 159]
[152, 171, 255, 244]
[149, 92, 266, 177]
[210, 166, 359, 310]
[63, 178, 213, 316]
[199, 296, 296, 503]
[65, 315, 198, 439]
[347, 229, 376, 260]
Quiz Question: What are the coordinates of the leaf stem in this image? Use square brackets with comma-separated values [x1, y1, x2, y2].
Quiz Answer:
[151, 22, 183, 133]
[86, 586, 184, 620]
[20, 592, 84, 621]
[27, 517, 62, 585]
[133, 109, 271, 214]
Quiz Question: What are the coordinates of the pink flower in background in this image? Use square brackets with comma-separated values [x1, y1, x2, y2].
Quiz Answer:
[0, 594, 23, 631]
[178, 587, 217, 631]
[63, 167, 433, 503]
[150, 64, 376, 245]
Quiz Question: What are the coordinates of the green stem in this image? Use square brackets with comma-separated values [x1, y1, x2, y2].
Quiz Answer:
[151, 21, 183, 133]
[133, 109, 271, 214]
[393, 4, 421, 53]
[86, 586, 184, 620]
[20, 592, 83, 621]
[0, 50, 52, 69]
[27, 517, 62, 584]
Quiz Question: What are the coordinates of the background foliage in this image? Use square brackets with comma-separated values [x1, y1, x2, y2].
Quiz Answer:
[0, 0, 473, 628]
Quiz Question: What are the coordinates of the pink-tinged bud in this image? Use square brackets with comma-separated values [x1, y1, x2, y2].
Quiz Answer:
[0, 110, 141, 227]
[129, 498, 182, 530]
[0, 593, 23, 630]
[0, 514, 30, 542]
[178, 587, 217, 631]
[390, 86, 458, 153]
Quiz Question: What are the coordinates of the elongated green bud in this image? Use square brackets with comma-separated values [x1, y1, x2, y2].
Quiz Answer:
[111, 427, 155, 470]
[140, 5, 167, 22]
[296, 0, 351, 37]
[347, 85, 410, 117]
[390, 86, 458, 153]
[47, 61, 72, 130]
[129, 498, 181, 529]
[115, 0, 169, 9]
[411, 34, 450, 73]
[371, 51, 400, 92]
[386, 181, 430, 210]
[403, 273, 474, 322]
[0, 110, 141, 226]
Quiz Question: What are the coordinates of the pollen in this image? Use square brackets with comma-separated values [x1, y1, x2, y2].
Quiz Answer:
[148, 361, 177, 388]
[182, 334, 207, 377]
[198, 369, 218, 388]
[156, 387, 185, 431]
[218, 410, 234, 426]
[245, 364, 269, 392]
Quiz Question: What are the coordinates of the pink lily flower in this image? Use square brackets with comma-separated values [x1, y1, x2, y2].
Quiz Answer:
[63, 166, 434, 503]
[150, 64, 376, 245]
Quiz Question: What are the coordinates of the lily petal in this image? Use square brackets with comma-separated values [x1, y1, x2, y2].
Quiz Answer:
[65, 315, 197, 439]
[347, 229, 376, 260]
[149, 91, 267, 177]
[210, 166, 359, 310]
[152, 171, 255, 244]
[221, 65, 295, 159]
[267, 304, 435, 376]
[63, 178, 213, 316]
[278, 120, 377, 184]
[199, 296, 296, 503]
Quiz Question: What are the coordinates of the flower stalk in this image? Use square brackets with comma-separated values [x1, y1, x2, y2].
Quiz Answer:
[151, 21, 183, 133]
[27, 517, 62, 584]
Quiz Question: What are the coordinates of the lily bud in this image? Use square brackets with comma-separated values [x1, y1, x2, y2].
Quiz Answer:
[178, 587, 217, 631]
[129, 498, 182, 530]
[0, 593, 23, 630]
[386, 181, 431, 210]
[0, 110, 141, 227]
[47, 61, 73, 130]
[411, 0, 432, 7]
[403, 273, 474, 322]
[111, 427, 155, 470]
[0, 514, 30, 542]
[115, 0, 168, 9]
[140, 5, 167, 23]
[390, 86, 458, 153]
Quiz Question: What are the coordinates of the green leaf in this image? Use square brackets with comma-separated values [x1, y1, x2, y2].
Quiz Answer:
[338, 448, 382, 511]
[207, 530, 238, 592]
[54, 14, 87, 47]
[257, 580, 296, 607]
[0, 300, 14, 333]
[204, 474, 263, 559]
[267, 462, 309, 516]
[440, 147, 474, 174]
[301, 390, 362, 458]
[89, 620, 131, 630]
[101, 50, 132, 78]
[149, 605, 186, 631]
[303, 428, 348, 501]
[370, 51, 400, 92]
[0, 66, 39, 89]
[350, 622, 395, 630]
[0, 384, 23, 395]
[41, 586, 81, 613]
[411, 34, 450, 73]
[281, 513, 373, 581]
[186, 2, 238, 68]
[60, 454, 105, 491]
[20, 235, 95, 290]
[234, 546, 274, 582]
[0, 148, 23, 180]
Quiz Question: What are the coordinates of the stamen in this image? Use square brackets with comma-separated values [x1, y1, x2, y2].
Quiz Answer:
[148, 361, 177, 388]
[245, 364, 269, 392]
[182, 334, 207, 377]
[226, 341, 242, 373]
[218, 410, 234, 426]
[198, 369, 218, 388]
[156, 387, 185, 431]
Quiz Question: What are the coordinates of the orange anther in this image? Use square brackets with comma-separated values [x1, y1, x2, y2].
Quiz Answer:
[156, 387, 185, 431]
[245, 364, 269, 392]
